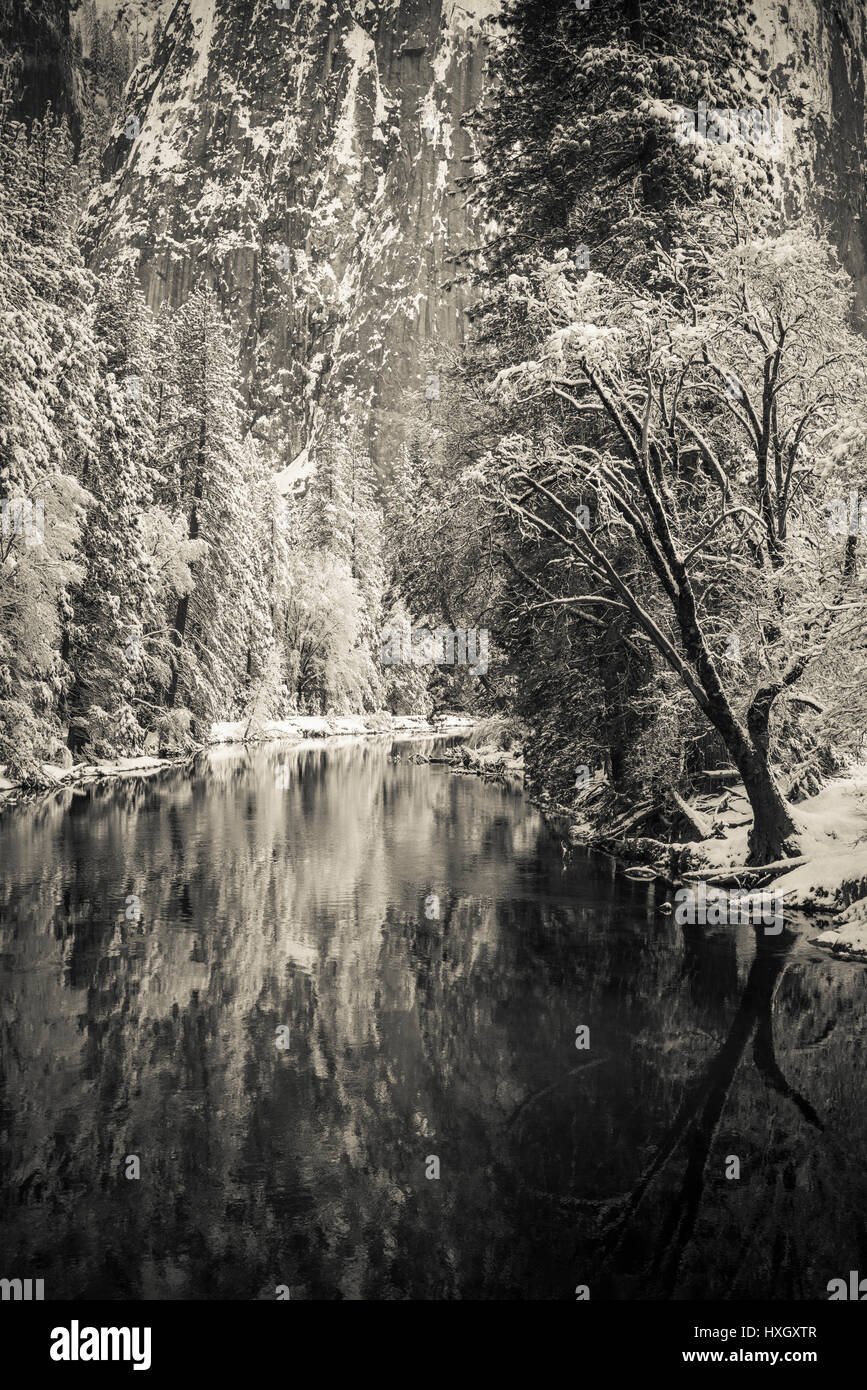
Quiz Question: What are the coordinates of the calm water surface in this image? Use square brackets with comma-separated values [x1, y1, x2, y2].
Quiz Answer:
[1, 736, 866, 1300]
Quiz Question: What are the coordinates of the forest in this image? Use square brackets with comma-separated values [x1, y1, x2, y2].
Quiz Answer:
[2, 0, 867, 870]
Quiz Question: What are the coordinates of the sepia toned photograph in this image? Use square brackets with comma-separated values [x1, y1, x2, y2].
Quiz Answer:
[1, 0, 867, 1347]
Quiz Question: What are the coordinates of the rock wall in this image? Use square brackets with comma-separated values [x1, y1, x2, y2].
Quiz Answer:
[42, 0, 867, 471]
[1, 0, 82, 146]
[84, 0, 498, 468]
[752, 0, 867, 317]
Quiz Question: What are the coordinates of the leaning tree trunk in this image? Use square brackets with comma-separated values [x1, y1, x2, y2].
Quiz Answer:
[701, 684, 798, 864]
[167, 494, 199, 709]
[737, 750, 798, 865]
[670, 567, 799, 865]
[167, 419, 205, 709]
[741, 683, 799, 863]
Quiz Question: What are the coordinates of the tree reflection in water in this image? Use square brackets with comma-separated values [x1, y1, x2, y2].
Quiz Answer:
[1, 737, 866, 1299]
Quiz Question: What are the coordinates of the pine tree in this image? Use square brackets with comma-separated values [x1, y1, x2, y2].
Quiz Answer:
[460, 0, 759, 301]
[451, 0, 771, 807]
[0, 97, 95, 780]
[158, 286, 271, 727]
[64, 264, 159, 754]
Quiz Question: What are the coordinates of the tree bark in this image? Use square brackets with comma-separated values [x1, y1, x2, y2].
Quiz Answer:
[511, 384, 802, 865]
[732, 746, 797, 864]
[167, 432, 204, 708]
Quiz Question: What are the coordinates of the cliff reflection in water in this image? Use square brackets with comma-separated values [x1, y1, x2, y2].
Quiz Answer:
[1, 737, 867, 1300]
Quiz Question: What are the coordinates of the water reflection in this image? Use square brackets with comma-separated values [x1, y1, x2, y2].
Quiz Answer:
[1, 736, 866, 1300]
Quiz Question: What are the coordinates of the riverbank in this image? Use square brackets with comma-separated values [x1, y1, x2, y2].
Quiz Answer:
[390, 727, 867, 957]
[426, 741, 524, 781]
[409, 713, 525, 783]
[556, 766, 867, 959]
[210, 713, 474, 744]
[0, 713, 476, 809]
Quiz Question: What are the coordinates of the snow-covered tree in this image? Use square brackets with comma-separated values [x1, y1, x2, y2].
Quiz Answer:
[158, 286, 272, 728]
[64, 264, 160, 754]
[279, 547, 379, 714]
[485, 224, 867, 862]
[0, 99, 95, 778]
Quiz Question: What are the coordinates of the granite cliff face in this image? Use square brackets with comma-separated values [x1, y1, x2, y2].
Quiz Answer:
[1, 0, 81, 144]
[751, 0, 867, 316]
[17, 0, 867, 472]
[83, 0, 497, 469]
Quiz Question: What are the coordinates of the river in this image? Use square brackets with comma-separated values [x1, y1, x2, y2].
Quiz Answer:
[1, 735, 866, 1300]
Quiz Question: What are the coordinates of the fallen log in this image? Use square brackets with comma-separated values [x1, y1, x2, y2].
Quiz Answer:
[607, 800, 655, 835]
[672, 789, 713, 840]
[682, 855, 809, 888]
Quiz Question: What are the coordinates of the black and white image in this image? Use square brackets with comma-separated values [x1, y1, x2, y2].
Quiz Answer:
[2, 0, 867, 1324]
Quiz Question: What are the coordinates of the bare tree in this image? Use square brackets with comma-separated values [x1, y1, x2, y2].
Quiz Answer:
[487, 225, 867, 862]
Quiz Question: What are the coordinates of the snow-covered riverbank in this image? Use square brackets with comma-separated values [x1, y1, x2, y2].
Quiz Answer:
[671, 771, 867, 957]
[210, 713, 474, 743]
[0, 714, 476, 808]
[563, 766, 867, 959]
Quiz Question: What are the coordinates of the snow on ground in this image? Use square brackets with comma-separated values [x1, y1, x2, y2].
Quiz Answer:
[774, 777, 867, 903]
[691, 767, 867, 956]
[818, 897, 867, 956]
[0, 717, 475, 806]
[210, 713, 474, 742]
[0, 755, 178, 802]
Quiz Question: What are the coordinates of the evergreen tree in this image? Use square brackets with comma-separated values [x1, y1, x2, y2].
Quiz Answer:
[0, 98, 94, 779]
[158, 286, 271, 727]
[299, 421, 387, 706]
[64, 264, 161, 754]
